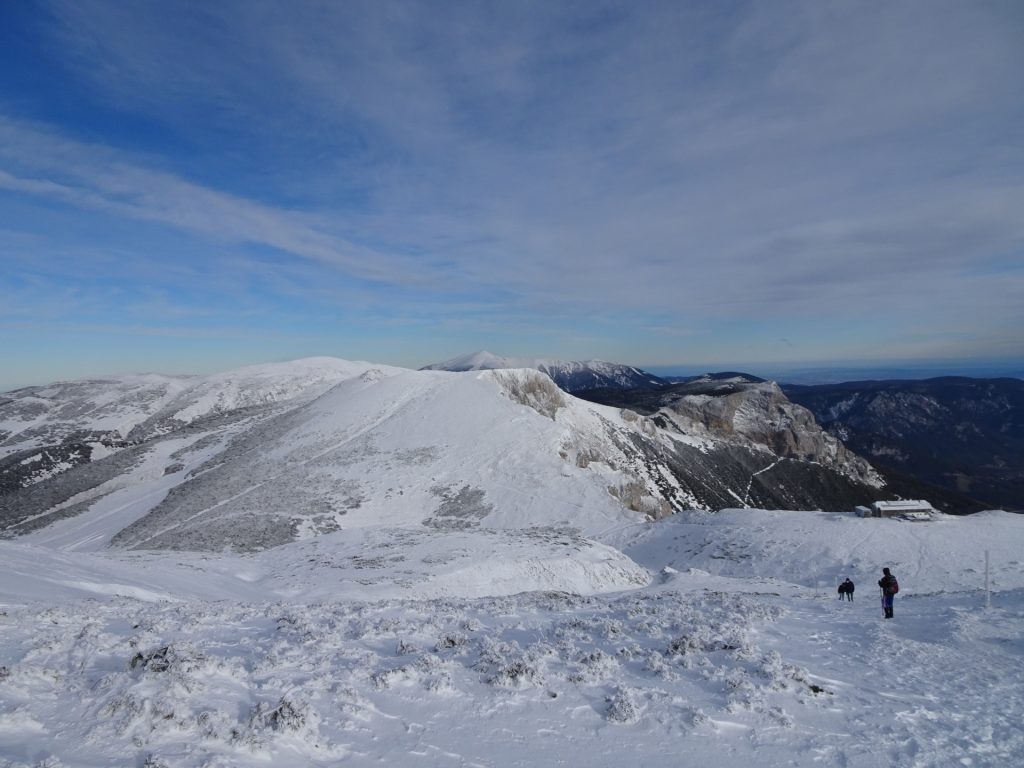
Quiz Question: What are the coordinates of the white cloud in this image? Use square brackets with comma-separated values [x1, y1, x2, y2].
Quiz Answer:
[2, 0, 1022, 365]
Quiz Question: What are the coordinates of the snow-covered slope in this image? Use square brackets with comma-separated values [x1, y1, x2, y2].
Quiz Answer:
[0, 358, 386, 497]
[605, 507, 1023, 595]
[99, 367, 650, 552]
[0, 358, 381, 454]
[127, 357, 382, 439]
[421, 350, 669, 391]
[2, 362, 670, 597]
[0, 373, 193, 453]
[1, 507, 1022, 767]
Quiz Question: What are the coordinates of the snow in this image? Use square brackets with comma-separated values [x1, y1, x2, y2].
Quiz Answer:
[162, 357, 380, 425]
[2, 357, 1023, 766]
[423, 350, 571, 372]
[0, 374, 195, 456]
[2, 508, 1023, 767]
[21, 433, 230, 552]
[79, 366, 663, 554]
[0, 358, 380, 460]
[421, 350, 665, 389]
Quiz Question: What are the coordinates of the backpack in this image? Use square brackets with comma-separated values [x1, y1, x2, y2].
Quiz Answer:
[890, 577, 899, 594]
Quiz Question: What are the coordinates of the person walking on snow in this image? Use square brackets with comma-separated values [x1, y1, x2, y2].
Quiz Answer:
[878, 567, 898, 618]
[839, 577, 855, 601]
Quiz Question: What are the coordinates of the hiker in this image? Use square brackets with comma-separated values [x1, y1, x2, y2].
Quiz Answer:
[878, 567, 898, 618]
[839, 577, 855, 601]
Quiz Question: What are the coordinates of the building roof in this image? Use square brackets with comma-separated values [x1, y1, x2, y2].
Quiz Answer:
[872, 499, 933, 511]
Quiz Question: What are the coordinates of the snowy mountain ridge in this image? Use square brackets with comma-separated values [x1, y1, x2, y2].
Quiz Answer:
[2, 357, 894, 558]
[0, 357, 382, 457]
[421, 350, 669, 391]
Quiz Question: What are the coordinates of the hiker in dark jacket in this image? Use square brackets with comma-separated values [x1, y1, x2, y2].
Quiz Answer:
[839, 578, 855, 601]
[878, 567, 897, 618]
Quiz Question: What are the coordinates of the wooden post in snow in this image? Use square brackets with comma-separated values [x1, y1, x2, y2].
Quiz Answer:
[985, 550, 991, 609]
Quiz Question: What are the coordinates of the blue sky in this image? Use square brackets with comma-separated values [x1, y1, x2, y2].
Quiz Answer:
[1, 0, 1022, 389]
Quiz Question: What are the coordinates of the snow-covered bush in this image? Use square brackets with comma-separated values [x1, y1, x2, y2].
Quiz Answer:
[605, 686, 643, 723]
[128, 644, 203, 675]
[487, 660, 545, 688]
[567, 649, 620, 684]
[248, 696, 315, 734]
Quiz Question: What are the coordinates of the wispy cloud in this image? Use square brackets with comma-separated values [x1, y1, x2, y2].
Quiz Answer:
[0, 120, 440, 285]
[1, 0, 1021, 376]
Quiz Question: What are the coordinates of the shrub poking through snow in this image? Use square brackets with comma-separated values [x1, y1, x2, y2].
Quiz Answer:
[488, 660, 544, 688]
[371, 665, 413, 690]
[395, 638, 418, 656]
[605, 686, 642, 723]
[567, 649, 619, 684]
[9, 570, 993, 767]
[434, 633, 468, 652]
[248, 697, 313, 734]
[666, 635, 701, 656]
[643, 651, 679, 680]
[128, 644, 202, 674]
[768, 706, 794, 728]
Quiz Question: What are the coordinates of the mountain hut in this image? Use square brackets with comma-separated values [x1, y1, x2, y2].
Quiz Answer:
[869, 499, 934, 518]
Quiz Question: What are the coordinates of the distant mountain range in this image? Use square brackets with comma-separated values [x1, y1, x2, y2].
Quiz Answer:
[783, 377, 1024, 512]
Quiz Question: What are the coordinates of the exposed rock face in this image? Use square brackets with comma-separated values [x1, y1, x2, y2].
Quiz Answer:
[490, 369, 567, 420]
[660, 381, 880, 487]
[579, 376, 882, 491]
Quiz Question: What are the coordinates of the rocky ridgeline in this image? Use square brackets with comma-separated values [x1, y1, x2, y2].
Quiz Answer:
[657, 380, 881, 488]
